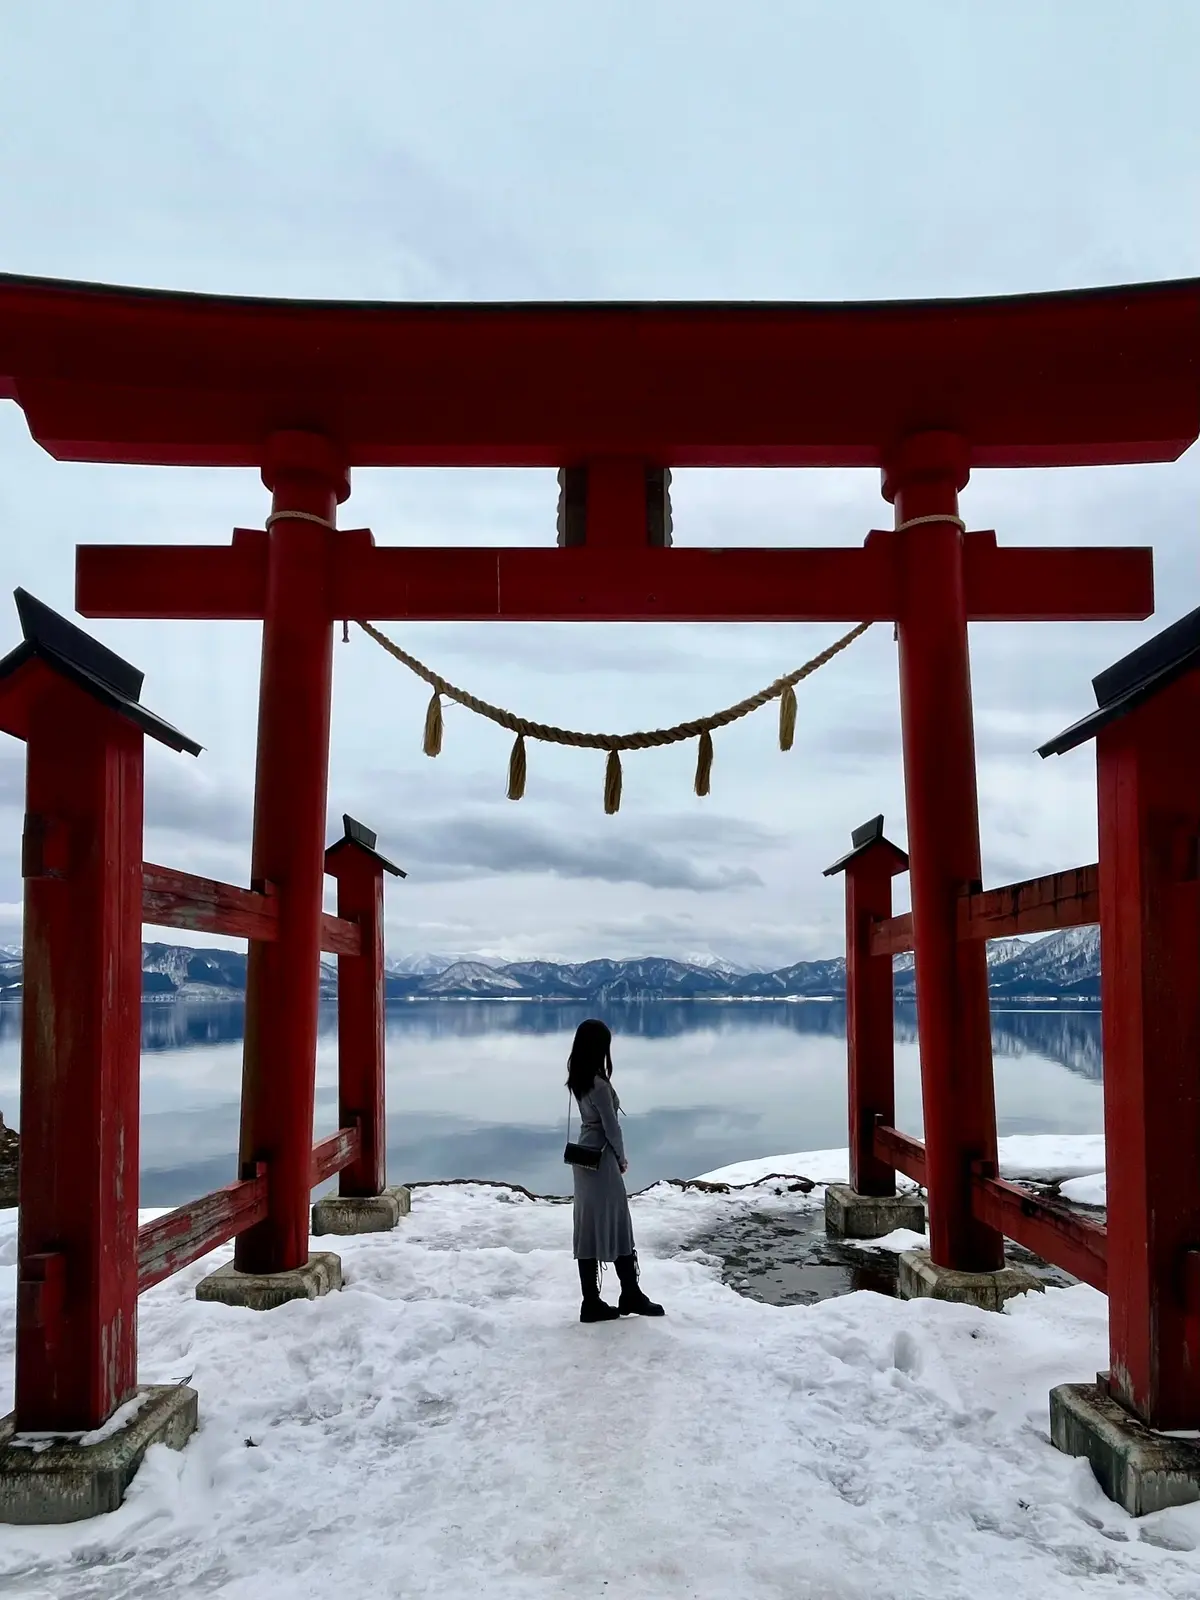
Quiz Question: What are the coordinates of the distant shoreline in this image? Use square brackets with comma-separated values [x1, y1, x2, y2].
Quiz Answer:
[116, 992, 1102, 1010]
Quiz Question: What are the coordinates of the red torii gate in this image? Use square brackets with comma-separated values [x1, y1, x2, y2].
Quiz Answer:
[1, 272, 1198, 1291]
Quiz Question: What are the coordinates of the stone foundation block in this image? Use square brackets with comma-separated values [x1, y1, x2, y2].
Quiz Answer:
[0, 1383, 197, 1524]
[824, 1183, 926, 1240]
[898, 1249, 1043, 1312]
[195, 1250, 342, 1311]
[1051, 1380, 1200, 1517]
[312, 1185, 411, 1236]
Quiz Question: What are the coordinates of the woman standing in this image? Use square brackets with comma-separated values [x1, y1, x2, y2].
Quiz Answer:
[566, 1018, 665, 1324]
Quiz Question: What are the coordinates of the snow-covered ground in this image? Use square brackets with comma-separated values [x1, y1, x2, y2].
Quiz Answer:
[1, 1135, 1196, 1599]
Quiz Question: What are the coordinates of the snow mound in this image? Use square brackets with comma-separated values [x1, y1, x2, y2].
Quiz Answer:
[843, 1227, 930, 1254]
[698, 1132, 1107, 1189]
[1061, 1171, 1107, 1207]
[0, 1150, 1194, 1599]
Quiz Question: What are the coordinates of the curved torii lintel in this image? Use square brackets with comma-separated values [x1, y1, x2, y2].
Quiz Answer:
[0, 272, 1196, 469]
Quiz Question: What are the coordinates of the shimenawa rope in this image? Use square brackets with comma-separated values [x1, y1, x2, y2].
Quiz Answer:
[355, 617, 870, 813]
[257, 506, 961, 811]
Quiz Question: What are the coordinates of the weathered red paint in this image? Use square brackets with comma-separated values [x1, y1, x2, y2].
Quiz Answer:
[868, 912, 915, 959]
[320, 911, 362, 959]
[137, 1121, 366, 1295]
[870, 864, 1100, 957]
[958, 865, 1099, 940]
[142, 862, 279, 942]
[137, 1167, 268, 1294]
[871, 1124, 928, 1188]
[969, 1168, 1108, 1292]
[888, 432, 1003, 1273]
[235, 433, 346, 1276]
[9, 672, 143, 1430]
[76, 535, 1154, 627]
[141, 862, 359, 954]
[310, 1126, 364, 1190]
[837, 838, 908, 1196]
[1097, 674, 1200, 1429]
[325, 841, 388, 1197]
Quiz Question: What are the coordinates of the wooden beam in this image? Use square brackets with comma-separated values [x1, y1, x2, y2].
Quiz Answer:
[142, 863, 278, 942]
[959, 865, 1099, 940]
[870, 864, 1099, 958]
[77, 529, 268, 620]
[321, 912, 361, 958]
[142, 864, 358, 955]
[310, 1126, 362, 1188]
[137, 1168, 268, 1294]
[869, 913, 914, 958]
[872, 1124, 927, 1187]
[970, 1169, 1107, 1292]
[78, 536, 1152, 626]
[963, 538, 1152, 622]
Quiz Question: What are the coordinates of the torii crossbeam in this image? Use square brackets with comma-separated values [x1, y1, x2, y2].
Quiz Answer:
[2, 271, 1197, 1280]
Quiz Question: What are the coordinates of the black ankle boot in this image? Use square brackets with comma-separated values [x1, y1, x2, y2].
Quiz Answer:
[615, 1251, 664, 1316]
[578, 1258, 620, 1323]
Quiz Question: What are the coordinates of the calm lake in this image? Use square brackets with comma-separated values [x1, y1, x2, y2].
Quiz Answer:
[0, 1001, 1104, 1205]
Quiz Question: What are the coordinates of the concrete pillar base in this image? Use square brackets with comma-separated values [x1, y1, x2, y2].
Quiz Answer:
[0, 1383, 197, 1524]
[195, 1250, 342, 1310]
[824, 1183, 926, 1239]
[898, 1249, 1043, 1312]
[1051, 1379, 1200, 1517]
[312, 1185, 411, 1236]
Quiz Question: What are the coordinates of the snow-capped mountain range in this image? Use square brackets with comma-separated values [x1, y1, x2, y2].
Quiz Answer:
[382, 928, 1102, 1002]
[0, 928, 1102, 1004]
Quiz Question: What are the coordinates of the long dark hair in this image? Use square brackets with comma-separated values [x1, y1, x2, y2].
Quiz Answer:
[566, 1018, 613, 1099]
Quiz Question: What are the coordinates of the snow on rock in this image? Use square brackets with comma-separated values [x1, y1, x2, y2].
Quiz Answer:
[698, 1132, 1108, 1189]
[1061, 1171, 1107, 1207]
[842, 1227, 930, 1254]
[991, 1133, 1106, 1183]
[697, 1147, 855, 1186]
[2, 1152, 1197, 1598]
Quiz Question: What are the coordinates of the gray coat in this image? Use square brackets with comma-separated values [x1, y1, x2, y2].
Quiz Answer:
[571, 1073, 636, 1262]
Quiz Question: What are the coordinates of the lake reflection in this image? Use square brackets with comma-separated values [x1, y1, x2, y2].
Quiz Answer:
[0, 1000, 1104, 1205]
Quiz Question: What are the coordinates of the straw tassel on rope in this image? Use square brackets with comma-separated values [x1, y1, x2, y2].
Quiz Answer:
[778, 683, 797, 751]
[604, 749, 623, 815]
[423, 691, 443, 757]
[694, 729, 714, 797]
[355, 616, 870, 812]
[507, 734, 527, 801]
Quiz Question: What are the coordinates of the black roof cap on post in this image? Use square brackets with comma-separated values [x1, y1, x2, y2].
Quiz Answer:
[325, 813, 406, 877]
[1039, 603, 1200, 757]
[823, 814, 909, 877]
[0, 588, 201, 754]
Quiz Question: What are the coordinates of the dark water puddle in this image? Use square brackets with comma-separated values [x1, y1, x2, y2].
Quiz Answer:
[687, 1198, 1079, 1308]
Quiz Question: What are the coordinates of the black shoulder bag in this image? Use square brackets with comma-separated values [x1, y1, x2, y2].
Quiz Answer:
[563, 1090, 602, 1169]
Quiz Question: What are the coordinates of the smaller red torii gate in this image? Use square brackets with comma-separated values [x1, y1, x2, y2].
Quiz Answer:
[827, 602, 1200, 1515]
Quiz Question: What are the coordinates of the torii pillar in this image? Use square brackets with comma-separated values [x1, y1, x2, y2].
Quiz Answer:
[234, 432, 350, 1289]
[886, 433, 1005, 1278]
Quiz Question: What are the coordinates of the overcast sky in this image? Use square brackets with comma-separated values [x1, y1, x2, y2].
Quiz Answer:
[0, 3, 1197, 968]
